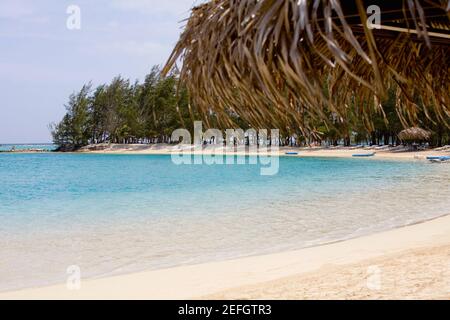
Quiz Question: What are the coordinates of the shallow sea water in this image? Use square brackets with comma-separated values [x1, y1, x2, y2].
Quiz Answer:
[0, 153, 449, 291]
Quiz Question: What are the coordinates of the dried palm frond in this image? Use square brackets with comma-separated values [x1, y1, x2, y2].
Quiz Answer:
[163, 0, 450, 135]
[398, 127, 432, 141]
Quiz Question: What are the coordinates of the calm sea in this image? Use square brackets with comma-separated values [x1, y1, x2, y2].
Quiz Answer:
[0, 153, 449, 291]
[0, 144, 56, 152]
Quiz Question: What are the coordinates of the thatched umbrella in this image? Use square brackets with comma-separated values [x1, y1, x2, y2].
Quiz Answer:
[398, 127, 432, 142]
[164, 0, 450, 135]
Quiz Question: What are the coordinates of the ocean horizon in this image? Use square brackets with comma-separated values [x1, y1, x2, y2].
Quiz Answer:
[0, 143, 56, 152]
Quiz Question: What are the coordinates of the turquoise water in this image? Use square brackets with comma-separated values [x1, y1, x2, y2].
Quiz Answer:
[0, 153, 449, 291]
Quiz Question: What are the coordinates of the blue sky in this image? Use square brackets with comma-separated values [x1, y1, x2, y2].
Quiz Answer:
[0, 0, 200, 143]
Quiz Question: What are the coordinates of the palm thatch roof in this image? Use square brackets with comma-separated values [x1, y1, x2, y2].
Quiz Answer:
[398, 127, 432, 141]
[164, 0, 450, 136]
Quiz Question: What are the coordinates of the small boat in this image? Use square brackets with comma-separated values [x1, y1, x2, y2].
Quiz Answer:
[352, 152, 376, 157]
[427, 156, 450, 162]
[285, 152, 299, 155]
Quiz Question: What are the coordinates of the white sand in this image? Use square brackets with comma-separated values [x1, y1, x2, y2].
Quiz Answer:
[1, 214, 449, 300]
[77, 143, 449, 161]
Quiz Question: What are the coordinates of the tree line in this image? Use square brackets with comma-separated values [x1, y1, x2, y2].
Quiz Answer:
[51, 66, 449, 151]
[50, 67, 196, 150]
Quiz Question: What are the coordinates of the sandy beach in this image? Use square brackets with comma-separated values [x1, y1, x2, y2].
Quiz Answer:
[74, 143, 450, 161]
[1, 213, 449, 300]
[2, 0, 449, 303]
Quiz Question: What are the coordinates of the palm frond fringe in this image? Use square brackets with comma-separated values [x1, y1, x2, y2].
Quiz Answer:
[164, 0, 450, 136]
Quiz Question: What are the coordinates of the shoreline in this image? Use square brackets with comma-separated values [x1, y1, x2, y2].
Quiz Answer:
[1, 144, 449, 299]
[1, 213, 449, 300]
[2, 143, 449, 161]
[76, 144, 450, 161]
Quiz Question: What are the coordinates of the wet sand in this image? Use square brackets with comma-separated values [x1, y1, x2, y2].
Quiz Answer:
[1, 214, 449, 300]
